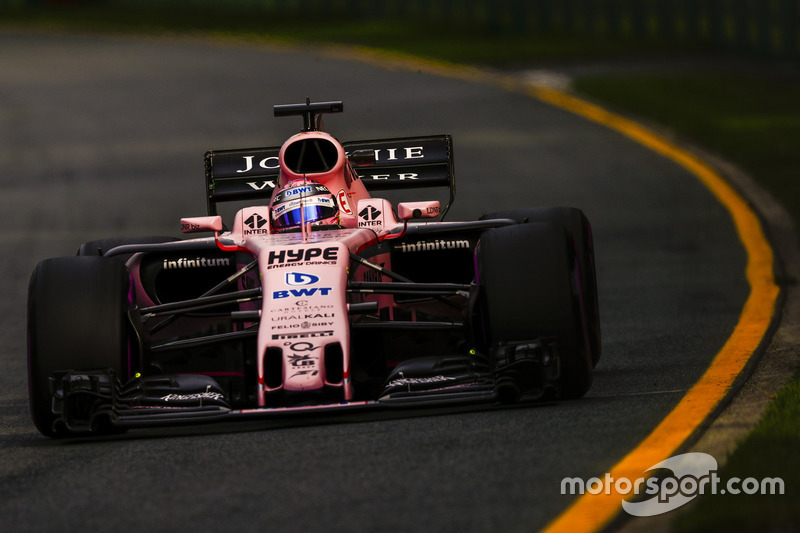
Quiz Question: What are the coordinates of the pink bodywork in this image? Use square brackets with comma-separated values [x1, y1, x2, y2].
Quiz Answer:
[180, 131, 439, 406]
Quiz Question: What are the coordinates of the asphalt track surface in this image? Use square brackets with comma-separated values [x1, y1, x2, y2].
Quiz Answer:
[0, 30, 753, 532]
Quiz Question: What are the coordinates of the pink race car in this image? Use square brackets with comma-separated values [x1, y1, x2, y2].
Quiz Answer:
[27, 100, 600, 437]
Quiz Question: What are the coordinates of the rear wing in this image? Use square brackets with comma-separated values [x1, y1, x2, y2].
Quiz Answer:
[204, 135, 455, 218]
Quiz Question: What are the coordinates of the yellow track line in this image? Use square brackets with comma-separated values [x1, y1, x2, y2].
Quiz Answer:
[529, 88, 780, 532]
[325, 45, 779, 532]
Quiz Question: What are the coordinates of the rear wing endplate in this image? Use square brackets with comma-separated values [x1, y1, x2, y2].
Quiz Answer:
[204, 135, 455, 218]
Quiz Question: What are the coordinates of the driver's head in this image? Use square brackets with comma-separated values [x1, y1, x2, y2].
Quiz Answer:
[271, 180, 339, 232]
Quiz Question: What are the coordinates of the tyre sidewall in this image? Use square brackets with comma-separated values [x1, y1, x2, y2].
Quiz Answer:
[27, 257, 131, 436]
[476, 221, 592, 399]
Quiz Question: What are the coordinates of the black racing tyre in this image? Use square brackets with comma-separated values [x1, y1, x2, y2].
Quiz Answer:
[481, 207, 601, 367]
[27, 257, 132, 437]
[78, 236, 179, 262]
[476, 222, 592, 399]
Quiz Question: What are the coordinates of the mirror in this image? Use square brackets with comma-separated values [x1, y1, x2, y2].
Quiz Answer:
[181, 216, 223, 233]
[347, 149, 376, 167]
[397, 201, 441, 221]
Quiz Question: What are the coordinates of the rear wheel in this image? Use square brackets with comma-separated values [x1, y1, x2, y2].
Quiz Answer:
[27, 257, 132, 437]
[476, 222, 592, 399]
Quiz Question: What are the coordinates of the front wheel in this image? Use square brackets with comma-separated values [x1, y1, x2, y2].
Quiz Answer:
[481, 207, 600, 367]
[475, 222, 592, 399]
[27, 257, 132, 437]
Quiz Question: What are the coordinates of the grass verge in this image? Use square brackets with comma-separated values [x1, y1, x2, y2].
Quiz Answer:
[673, 371, 800, 531]
[0, 4, 687, 66]
[574, 73, 800, 225]
[572, 73, 800, 529]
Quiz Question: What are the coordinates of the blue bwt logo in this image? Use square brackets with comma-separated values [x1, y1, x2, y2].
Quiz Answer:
[286, 272, 320, 286]
[273, 287, 332, 299]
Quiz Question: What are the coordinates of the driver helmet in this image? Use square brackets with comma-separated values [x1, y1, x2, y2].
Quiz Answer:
[271, 180, 340, 232]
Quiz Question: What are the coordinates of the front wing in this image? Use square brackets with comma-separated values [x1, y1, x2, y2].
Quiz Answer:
[46, 338, 558, 434]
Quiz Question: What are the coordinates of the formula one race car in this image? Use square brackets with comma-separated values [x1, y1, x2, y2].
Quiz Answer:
[27, 100, 600, 437]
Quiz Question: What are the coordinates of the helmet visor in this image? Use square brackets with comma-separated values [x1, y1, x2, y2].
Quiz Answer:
[272, 196, 338, 230]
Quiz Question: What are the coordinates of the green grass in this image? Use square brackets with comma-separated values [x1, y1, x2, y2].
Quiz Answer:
[571, 74, 800, 530]
[672, 373, 800, 531]
[3, 4, 800, 529]
[0, 4, 686, 67]
[573, 72, 800, 530]
[573, 73, 800, 223]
